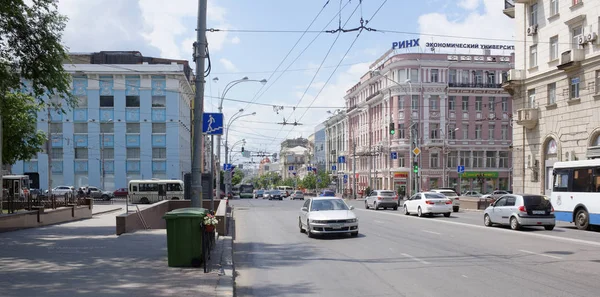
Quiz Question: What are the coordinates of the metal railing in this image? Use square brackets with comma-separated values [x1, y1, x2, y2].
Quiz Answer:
[1, 191, 87, 214]
[448, 82, 502, 89]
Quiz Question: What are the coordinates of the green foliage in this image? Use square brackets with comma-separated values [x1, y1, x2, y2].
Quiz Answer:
[232, 170, 244, 186]
[1, 93, 47, 165]
[281, 178, 295, 187]
[316, 172, 331, 189]
[254, 172, 281, 189]
[300, 174, 316, 189]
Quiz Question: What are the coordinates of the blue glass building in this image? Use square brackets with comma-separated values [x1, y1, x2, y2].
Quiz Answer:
[12, 52, 193, 191]
[314, 124, 327, 173]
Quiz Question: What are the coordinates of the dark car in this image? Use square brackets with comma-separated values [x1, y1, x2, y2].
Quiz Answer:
[113, 188, 128, 198]
[269, 190, 283, 200]
[320, 190, 335, 197]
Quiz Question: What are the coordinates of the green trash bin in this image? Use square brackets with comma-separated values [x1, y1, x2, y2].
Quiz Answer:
[163, 207, 208, 267]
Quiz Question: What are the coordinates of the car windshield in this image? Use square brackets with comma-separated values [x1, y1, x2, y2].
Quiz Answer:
[321, 191, 335, 197]
[424, 193, 446, 199]
[439, 191, 457, 197]
[310, 199, 349, 211]
[271, 190, 281, 194]
[257, 190, 264, 194]
[295, 191, 302, 194]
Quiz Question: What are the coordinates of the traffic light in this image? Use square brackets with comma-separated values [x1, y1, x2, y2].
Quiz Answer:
[241, 146, 244, 152]
[413, 161, 418, 173]
[389, 122, 395, 135]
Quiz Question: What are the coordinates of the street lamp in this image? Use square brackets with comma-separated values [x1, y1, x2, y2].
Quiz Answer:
[88, 118, 113, 190]
[224, 112, 256, 195]
[213, 77, 266, 199]
[441, 126, 459, 187]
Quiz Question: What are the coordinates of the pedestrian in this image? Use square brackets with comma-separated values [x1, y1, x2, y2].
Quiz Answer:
[86, 187, 91, 197]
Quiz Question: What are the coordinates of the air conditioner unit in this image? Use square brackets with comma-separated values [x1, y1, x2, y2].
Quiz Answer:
[578, 36, 586, 45]
[527, 24, 538, 36]
[586, 32, 598, 43]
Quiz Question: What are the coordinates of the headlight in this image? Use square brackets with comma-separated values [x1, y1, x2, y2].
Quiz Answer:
[347, 218, 358, 223]
[311, 220, 327, 224]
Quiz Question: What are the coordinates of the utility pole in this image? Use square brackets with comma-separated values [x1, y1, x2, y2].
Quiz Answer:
[210, 135, 214, 210]
[191, 0, 207, 208]
[47, 108, 53, 200]
[353, 141, 357, 199]
[0, 114, 3, 213]
[100, 132, 105, 190]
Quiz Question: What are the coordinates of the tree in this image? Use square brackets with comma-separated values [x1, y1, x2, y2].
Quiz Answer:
[316, 171, 331, 189]
[281, 177, 295, 188]
[232, 170, 244, 186]
[300, 174, 316, 190]
[1, 0, 74, 166]
[1, 94, 47, 165]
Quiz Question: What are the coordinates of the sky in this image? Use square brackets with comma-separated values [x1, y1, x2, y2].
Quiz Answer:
[57, 0, 514, 164]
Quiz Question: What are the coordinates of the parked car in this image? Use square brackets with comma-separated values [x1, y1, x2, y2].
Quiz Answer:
[430, 189, 461, 212]
[86, 186, 114, 201]
[254, 189, 265, 199]
[482, 190, 510, 201]
[320, 190, 335, 197]
[291, 190, 304, 200]
[263, 191, 271, 199]
[268, 190, 283, 200]
[365, 190, 398, 210]
[463, 191, 483, 198]
[403, 192, 453, 217]
[298, 197, 358, 237]
[45, 186, 75, 197]
[113, 188, 128, 198]
[483, 194, 555, 230]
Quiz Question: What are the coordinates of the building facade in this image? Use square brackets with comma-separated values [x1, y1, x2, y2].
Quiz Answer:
[344, 51, 514, 195]
[503, 0, 600, 195]
[313, 124, 327, 173]
[13, 51, 193, 191]
[324, 111, 348, 193]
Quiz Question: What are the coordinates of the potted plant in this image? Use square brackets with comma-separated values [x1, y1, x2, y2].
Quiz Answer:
[203, 213, 219, 232]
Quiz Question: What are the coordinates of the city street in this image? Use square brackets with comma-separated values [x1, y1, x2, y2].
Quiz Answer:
[232, 199, 600, 297]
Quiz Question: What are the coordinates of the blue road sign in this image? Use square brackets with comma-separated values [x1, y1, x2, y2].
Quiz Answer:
[391, 152, 398, 159]
[288, 166, 294, 171]
[332, 165, 337, 171]
[457, 165, 465, 173]
[343, 174, 348, 184]
[293, 172, 297, 176]
[317, 178, 322, 183]
[308, 166, 312, 171]
[338, 156, 346, 163]
[223, 163, 232, 171]
[202, 113, 224, 135]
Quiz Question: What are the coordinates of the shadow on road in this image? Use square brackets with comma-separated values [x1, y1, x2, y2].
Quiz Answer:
[236, 282, 316, 296]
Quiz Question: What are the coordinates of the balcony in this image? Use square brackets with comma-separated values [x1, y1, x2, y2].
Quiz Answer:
[448, 83, 502, 89]
[514, 0, 535, 3]
[557, 49, 584, 72]
[501, 69, 524, 96]
[515, 108, 539, 129]
[503, 0, 515, 18]
[365, 90, 381, 102]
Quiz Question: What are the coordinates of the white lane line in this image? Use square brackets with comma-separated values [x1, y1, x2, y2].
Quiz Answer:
[373, 220, 385, 224]
[354, 208, 600, 248]
[519, 249, 563, 260]
[422, 230, 441, 235]
[401, 253, 431, 265]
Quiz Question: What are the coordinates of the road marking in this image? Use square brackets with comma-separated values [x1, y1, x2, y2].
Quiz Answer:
[354, 208, 600, 248]
[374, 220, 385, 224]
[519, 249, 563, 260]
[422, 230, 441, 235]
[401, 253, 430, 265]
[462, 275, 468, 278]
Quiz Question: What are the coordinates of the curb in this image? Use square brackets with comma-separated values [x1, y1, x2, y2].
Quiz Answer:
[92, 207, 123, 216]
[215, 209, 234, 297]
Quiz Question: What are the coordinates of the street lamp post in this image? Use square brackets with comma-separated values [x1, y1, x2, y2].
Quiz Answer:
[89, 119, 113, 190]
[224, 112, 256, 195]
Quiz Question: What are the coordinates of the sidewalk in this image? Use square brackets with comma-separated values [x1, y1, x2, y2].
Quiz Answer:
[0, 211, 232, 297]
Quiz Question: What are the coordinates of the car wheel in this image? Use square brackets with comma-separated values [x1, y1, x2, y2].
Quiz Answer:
[101, 194, 109, 201]
[403, 205, 409, 215]
[140, 197, 149, 204]
[544, 225, 555, 231]
[484, 214, 492, 227]
[443, 212, 451, 218]
[453, 206, 459, 213]
[299, 218, 305, 233]
[575, 209, 590, 230]
[510, 216, 520, 230]
[383, 207, 387, 210]
[350, 232, 358, 237]
[417, 207, 423, 217]
[393, 206, 398, 211]
[365, 201, 370, 209]
[373, 202, 378, 210]
[306, 221, 314, 238]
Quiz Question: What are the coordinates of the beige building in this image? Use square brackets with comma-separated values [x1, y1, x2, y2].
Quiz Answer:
[503, 0, 600, 195]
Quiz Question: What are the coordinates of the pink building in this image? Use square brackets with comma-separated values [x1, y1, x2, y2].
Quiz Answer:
[344, 51, 514, 196]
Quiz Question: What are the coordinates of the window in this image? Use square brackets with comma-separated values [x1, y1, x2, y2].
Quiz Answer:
[461, 96, 469, 110]
[447, 151, 457, 168]
[153, 148, 167, 159]
[449, 69, 457, 83]
[75, 148, 88, 159]
[100, 123, 114, 133]
[596, 71, 600, 94]
[553, 169, 569, 192]
[126, 123, 140, 133]
[152, 123, 166, 133]
[487, 71, 495, 85]
[473, 151, 484, 168]
[430, 153, 439, 168]
[127, 148, 141, 159]
[50, 123, 63, 133]
[398, 123, 405, 139]
[572, 26, 583, 49]
[430, 69, 439, 82]
[499, 151, 509, 168]
[461, 70, 469, 83]
[488, 97, 495, 112]
[502, 97, 508, 112]
[448, 96, 455, 111]
[475, 97, 482, 111]
[398, 97, 404, 110]
[550, 0, 559, 16]
[460, 151, 470, 168]
[430, 124, 440, 139]
[51, 148, 63, 159]
[475, 125, 482, 139]
[572, 0, 582, 6]
[152, 96, 166, 107]
[529, 45, 538, 68]
[167, 182, 183, 192]
[550, 36, 559, 61]
[548, 83, 556, 105]
[474, 70, 483, 84]
[410, 69, 419, 82]
[398, 154, 405, 167]
[527, 89, 536, 108]
[529, 3, 538, 26]
[572, 168, 592, 192]
[488, 124, 495, 140]
[486, 151, 497, 168]
[501, 125, 509, 140]
[77, 96, 88, 108]
[126, 96, 140, 107]
[100, 96, 114, 107]
[411, 95, 419, 110]
[570, 76, 580, 98]
[448, 125, 456, 139]
[74, 123, 87, 133]
[429, 95, 439, 110]
[103, 148, 114, 159]
[462, 124, 469, 140]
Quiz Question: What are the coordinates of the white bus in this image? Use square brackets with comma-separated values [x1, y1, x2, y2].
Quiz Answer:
[128, 179, 185, 204]
[551, 160, 600, 230]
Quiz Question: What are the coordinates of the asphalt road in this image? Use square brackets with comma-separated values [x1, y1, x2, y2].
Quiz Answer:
[232, 198, 600, 297]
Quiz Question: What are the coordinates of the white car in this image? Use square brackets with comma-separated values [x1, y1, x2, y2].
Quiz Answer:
[45, 186, 75, 197]
[403, 192, 453, 217]
[298, 197, 359, 238]
[429, 189, 461, 212]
